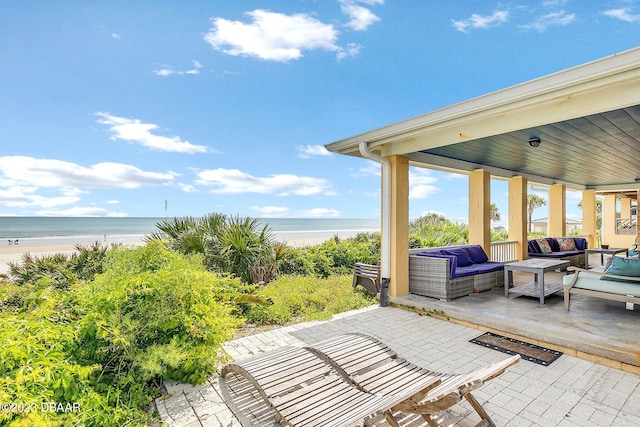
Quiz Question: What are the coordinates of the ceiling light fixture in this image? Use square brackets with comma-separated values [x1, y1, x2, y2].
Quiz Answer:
[528, 136, 541, 147]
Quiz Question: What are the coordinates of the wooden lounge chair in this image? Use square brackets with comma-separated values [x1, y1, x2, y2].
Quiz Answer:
[219, 345, 438, 427]
[306, 333, 520, 427]
[352, 262, 381, 294]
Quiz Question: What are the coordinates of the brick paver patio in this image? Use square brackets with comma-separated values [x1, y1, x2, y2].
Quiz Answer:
[157, 305, 640, 427]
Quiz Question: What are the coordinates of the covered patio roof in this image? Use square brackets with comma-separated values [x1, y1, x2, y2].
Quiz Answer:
[326, 47, 640, 192]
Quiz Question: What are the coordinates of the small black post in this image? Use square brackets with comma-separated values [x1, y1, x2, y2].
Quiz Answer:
[379, 277, 389, 307]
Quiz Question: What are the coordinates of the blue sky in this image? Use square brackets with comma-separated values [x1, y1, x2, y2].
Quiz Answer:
[1, 1, 639, 226]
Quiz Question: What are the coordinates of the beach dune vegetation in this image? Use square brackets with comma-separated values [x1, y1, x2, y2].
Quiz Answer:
[0, 241, 249, 425]
[0, 212, 512, 426]
[147, 213, 281, 284]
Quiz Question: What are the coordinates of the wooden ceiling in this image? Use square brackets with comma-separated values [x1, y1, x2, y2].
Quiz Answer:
[417, 105, 640, 189]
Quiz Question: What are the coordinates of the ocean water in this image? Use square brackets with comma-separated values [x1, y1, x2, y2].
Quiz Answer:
[0, 217, 380, 239]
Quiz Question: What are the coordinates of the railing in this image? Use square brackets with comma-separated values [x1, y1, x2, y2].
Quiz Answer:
[616, 218, 637, 235]
[490, 240, 518, 263]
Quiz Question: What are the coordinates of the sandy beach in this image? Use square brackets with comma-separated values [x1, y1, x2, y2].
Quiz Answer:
[0, 230, 364, 275]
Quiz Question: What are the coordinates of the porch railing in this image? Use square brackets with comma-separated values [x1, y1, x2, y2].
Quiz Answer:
[490, 240, 518, 263]
[616, 218, 637, 235]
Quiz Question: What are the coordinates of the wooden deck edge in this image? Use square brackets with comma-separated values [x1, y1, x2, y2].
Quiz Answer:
[390, 302, 640, 375]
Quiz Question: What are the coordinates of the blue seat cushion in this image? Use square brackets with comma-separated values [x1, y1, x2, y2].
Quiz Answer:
[442, 247, 474, 267]
[464, 245, 489, 264]
[453, 262, 504, 278]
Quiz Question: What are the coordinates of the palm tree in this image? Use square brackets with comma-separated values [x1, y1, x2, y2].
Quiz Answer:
[147, 213, 281, 284]
[527, 194, 547, 232]
[490, 203, 501, 222]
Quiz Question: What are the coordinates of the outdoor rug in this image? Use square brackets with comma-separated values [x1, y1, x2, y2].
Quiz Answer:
[470, 332, 563, 366]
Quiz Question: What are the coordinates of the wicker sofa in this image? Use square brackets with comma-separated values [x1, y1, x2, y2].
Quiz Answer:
[528, 237, 587, 267]
[409, 245, 504, 301]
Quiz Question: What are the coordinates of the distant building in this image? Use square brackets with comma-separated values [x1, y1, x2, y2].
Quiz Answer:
[531, 218, 583, 234]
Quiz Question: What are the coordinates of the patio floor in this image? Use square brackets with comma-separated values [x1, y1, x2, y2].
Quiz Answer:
[156, 253, 640, 426]
[392, 267, 640, 371]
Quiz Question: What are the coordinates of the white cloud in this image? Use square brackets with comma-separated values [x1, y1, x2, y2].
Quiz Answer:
[337, 42, 362, 60]
[297, 144, 332, 158]
[340, 0, 384, 31]
[204, 10, 341, 62]
[602, 8, 640, 22]
[36, 207, 128, 217]
[409, 169, 441, 199]
[111, 33, 121, 39]
[106, 200, 120, 204]
[196, 168, 332, 196]
[452, 10, 509, 32]
[298, 208, 341, 217]
[351, 160, 380, 177]
[0, 156, 175, 190]
[520, 10, 576, 31]
[250, 206, 290, 217]
[178, 183, 198, 193]
[0, 186, 81, 208]
[154, 60, 203, 76]
[95, 112, 209, 154]
[445, 172, 466, 180]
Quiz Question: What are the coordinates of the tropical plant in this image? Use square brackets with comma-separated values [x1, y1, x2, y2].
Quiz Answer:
[527, 194, 547, 232]
[409, 214, 468, 248]
[215, 215, 278, 284]
[147, 213, 282, 284]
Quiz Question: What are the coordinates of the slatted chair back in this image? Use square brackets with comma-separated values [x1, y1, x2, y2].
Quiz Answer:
[352, 262, 381, 294]
[305, 333, 520, 427]
[220, 345, 408, 427]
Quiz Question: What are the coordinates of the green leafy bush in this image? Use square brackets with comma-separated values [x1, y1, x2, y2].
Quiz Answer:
[0, 241, 251, 426]
[244, 275, 376, 325]
[409, 213, 468, 248]
[75, 241, 246, 387]
[0, 288, 152, 426]
[279, 233, 381, 278]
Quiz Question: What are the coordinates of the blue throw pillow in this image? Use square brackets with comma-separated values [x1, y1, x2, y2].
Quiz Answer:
[574, 238, 587, 250]
[464, 245, 489, 264]
[602, 256, 640, 281]
[528, 240, 541, 254]
[546, 238, 560, 252]
[442, 247, 474, 267]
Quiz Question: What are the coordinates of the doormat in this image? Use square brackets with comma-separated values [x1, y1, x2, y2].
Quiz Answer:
[470, 332, 563, 366]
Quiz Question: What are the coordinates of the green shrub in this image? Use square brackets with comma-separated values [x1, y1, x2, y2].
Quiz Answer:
[409, 214, 468, 248]
[244, 275, 376, 325]
[75, 241, 245, 388]
[280, 233, 381, 278]
[148, 213, 282, 285]
[0, 288, 153, 426]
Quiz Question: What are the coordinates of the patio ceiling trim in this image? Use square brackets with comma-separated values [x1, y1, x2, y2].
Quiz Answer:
[325, 47, 640, 170]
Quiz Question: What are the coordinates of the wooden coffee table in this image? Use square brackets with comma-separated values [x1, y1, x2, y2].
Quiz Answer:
[584, 247, 628, 269]
[504, 258, 570, 304]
